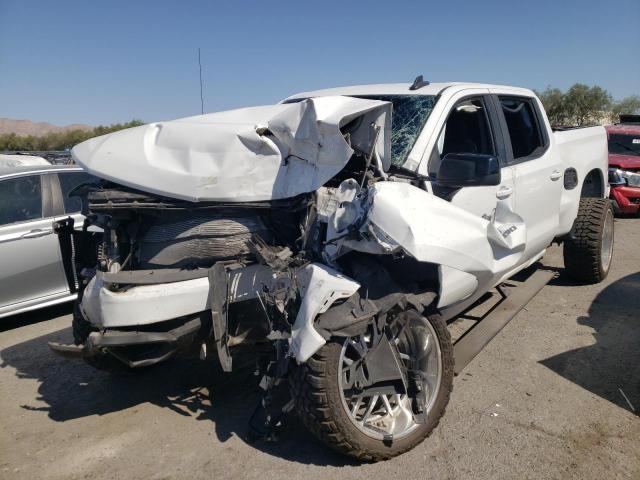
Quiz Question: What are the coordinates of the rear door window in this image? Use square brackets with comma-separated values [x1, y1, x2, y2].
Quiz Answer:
[499, 96, 546, 161]
[0, 175, 43, 226]
[58, 172, 99, 213]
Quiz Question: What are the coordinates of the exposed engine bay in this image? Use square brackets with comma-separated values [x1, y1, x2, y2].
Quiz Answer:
[55, 122, 442, 366]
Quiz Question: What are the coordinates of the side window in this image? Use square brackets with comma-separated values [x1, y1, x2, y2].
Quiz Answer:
[0, 175, 43, 226]
[58, 172, 97, 213]
[499, 96, 545, 160]
[429, 97, 495, 176]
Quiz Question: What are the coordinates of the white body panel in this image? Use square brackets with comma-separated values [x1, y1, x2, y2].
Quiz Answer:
[81, 276, 212, 328]
[289, 263, 360, 362]
[72, 96, 391, 202]
[554, 126, 609, 235]
[342, 182, 526, 309]
[81, 263, 286, 328]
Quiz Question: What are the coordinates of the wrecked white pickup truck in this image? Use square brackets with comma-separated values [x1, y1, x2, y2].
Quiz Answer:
[50, 77, 613, 461]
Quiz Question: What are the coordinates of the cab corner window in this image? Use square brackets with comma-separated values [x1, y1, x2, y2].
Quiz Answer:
[499, 96, 545, 161]
[0, 175, 43, 226]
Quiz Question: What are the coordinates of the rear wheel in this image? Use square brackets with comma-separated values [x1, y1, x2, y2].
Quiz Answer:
[290, 310, 453, 461]
[563, 198, 614, 284]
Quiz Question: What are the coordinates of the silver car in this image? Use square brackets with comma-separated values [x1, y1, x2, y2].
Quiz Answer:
[0, 164, 97, 318]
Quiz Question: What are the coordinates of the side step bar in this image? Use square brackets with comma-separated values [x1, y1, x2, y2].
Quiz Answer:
[452, 269, 556, 375]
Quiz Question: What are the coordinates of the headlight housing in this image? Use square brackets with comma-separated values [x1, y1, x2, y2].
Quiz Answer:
[609, 167, 640, 188]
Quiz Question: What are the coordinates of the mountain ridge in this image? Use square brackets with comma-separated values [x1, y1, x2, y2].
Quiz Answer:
[0, 117, 93, 136]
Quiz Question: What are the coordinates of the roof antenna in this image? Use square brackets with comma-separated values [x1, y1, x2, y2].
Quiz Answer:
[198, 47, 204, 114]
[409, 75, 430, 91]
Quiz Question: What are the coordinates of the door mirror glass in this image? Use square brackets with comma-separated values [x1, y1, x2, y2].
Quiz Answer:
[436, 153, 501, 187]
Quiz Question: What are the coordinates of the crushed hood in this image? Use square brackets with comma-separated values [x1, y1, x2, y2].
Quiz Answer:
[72, 96, 392, 202]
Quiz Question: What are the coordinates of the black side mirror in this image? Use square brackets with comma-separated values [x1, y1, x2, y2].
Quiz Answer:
[436, 153, 501, 187]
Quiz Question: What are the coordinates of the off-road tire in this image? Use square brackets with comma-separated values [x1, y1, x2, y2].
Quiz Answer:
[72, 303, 132, 374]
[563, 198, 614, 284]
[289, 311, 454, 461]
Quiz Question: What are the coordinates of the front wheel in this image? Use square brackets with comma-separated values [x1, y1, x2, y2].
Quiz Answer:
[563, 198, 614, 284]
[289, 310, 453, 461]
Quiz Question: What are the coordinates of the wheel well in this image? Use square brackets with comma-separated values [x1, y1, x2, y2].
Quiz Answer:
[580, 169, 604, 198]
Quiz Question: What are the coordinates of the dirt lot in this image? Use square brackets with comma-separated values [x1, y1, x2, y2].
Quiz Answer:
[1, 218, 639, 480]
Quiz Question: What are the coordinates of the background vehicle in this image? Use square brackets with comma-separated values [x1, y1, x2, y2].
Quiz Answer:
[0, 153, 50, 168]
[49, 80, 612, 461]
[606, 123, 640, 216]
[0, 164, 97, 318]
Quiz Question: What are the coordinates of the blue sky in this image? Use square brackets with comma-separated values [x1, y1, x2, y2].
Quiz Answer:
[1, 0, 638, 126]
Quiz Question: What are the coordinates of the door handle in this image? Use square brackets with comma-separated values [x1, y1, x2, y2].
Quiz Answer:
[550, 170, 562, 181]
[496, 186, 513, 199]
[21, 228, 53, 239]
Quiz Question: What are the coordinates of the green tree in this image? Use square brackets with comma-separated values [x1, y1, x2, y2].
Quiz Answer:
[563, 84, 612, 126]
[536, 84, 620, 127]
[611, 95, 640, 121]
[536, 87, 568, 126]
[0, 119, 144, 151]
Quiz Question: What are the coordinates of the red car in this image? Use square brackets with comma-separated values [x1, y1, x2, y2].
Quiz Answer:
[606, 123, 640, 215]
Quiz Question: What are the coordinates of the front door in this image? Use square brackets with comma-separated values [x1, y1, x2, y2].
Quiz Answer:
[429, 95, 516, 222]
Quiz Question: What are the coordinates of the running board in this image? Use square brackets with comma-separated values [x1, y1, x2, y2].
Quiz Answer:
[452, 269, 556, 375]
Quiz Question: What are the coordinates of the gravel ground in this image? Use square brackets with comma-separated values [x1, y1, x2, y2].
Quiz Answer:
[1, 218, 638, 480]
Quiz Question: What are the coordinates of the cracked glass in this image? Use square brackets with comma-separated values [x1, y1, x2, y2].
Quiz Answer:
[358, 95, 438, 167]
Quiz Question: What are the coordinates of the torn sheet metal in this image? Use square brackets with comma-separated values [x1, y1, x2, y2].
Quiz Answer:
[337, 181, 528, 308]
[290, 263, 360, 363]
[72, 96, 392, 202]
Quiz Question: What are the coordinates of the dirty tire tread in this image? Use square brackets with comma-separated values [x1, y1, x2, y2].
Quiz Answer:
[290, 311, 454, 462]
[563, 198, 613, 284]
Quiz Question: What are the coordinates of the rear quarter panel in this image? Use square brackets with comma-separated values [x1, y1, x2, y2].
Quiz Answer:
[554, 126, 608, 236]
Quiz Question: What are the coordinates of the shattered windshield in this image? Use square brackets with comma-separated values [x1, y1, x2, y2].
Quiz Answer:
[357, 95, 438, 166]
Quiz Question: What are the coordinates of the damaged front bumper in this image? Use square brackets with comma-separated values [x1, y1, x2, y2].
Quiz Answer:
[48, 315, 205, 368]
[50, 261, 363, 365]
[79, 264, 278, 328]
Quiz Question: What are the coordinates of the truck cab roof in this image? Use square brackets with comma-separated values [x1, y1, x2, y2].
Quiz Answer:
[284, 82, 536, 101]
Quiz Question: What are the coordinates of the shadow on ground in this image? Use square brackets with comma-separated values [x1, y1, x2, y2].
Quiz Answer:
[0, 302, 73, 333]
[540, 272, 640, 415]
[0, 325, 353, 466]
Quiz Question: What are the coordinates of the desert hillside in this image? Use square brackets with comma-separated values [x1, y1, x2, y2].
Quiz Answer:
[0, 117, 92, 136]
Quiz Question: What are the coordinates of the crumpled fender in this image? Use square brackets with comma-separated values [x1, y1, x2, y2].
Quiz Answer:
[342, 182, 526, 308]
[290, 263, 360, 362]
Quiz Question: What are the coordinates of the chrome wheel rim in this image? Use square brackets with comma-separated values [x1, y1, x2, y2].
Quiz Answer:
[337, 314, 442, 440]
[601, 208, 614, 272]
